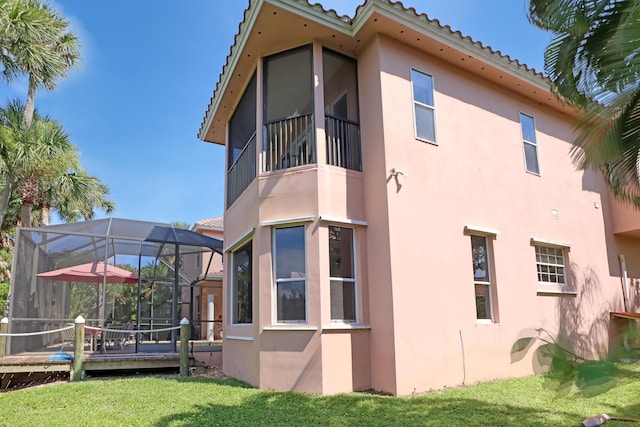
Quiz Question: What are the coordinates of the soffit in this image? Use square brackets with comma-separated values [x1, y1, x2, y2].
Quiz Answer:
[198, 0, 579, 145]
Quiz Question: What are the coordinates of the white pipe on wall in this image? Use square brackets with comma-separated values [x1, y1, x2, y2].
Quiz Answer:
[207, 295, 214, 342]
[619, 254, 631, 312]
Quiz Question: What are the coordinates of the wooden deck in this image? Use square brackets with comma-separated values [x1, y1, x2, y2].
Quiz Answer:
[83, 352, 181, 371]
[0, 339, 222, 389]
[0, 351, 183, 376]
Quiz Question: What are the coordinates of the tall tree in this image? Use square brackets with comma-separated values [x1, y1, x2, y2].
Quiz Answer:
[0, 100, 114, 229]
[51, 171, 115, 225]
[529, 1, 640, 205]
[0, 0, 80, 125]
[16, 114, 77, 227]
[0, 99, 32, 228]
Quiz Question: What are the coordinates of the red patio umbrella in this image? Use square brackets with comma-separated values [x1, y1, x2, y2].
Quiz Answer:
[37, 261, 141, 284]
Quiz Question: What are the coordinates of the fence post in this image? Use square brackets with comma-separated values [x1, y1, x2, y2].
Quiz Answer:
[180, 317, 190, 377]
[0, 317, 7, 357]
[72, 316, 85, 381]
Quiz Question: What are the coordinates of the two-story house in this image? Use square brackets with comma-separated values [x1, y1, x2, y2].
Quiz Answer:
[198, 0, 640, 395]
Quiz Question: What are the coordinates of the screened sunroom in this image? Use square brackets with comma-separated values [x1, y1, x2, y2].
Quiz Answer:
[226, 45, 362, 207]
[5, 218, 222, 355]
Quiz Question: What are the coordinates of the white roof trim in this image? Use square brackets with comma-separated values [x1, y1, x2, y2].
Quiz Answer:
[198, 0, 265, 140]
[260, 216, 315, 227]
[353, 0, 550, 93]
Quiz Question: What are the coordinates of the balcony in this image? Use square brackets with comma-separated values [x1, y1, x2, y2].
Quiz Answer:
[227, 133, 256, 208]
[325, 115, 362, 172]
[263, 113, 315, 172]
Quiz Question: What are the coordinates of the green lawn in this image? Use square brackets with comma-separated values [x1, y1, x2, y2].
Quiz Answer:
[2, 364, 640, 427]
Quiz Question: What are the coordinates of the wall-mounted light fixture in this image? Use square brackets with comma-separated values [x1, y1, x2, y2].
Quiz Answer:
[390, 168, 407, 177]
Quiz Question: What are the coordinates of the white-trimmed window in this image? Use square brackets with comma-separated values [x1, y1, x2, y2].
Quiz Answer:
[329, 226, 356, 322]
[411, 69, 436, 143]
[535, 245, 566, 285]
[274, 226, 307, 322]
[231, 241, 252, 324]
[470, 235, 495, 321]
[520, 113, 540, 174]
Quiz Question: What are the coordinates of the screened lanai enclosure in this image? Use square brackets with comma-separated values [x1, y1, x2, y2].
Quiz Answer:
[5, 218, 223, 355]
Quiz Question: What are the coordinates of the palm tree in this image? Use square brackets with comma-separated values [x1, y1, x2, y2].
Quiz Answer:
[0, 0, 80, 125]
[50, 171, 115, 225]
[16, 111, 77, 227]
[528, 1, 640, 205]
[0, 98, 31, 228]
[0, 100, 114, 229]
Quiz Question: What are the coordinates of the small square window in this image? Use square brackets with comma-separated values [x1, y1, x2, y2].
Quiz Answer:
[534, 245, 566, 285]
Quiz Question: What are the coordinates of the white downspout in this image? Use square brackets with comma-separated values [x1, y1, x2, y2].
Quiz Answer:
[207, 295, 214, 342]
[619, 254, 631, 312]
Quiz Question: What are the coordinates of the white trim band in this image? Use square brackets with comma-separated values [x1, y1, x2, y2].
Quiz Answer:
[260, 216, 315, 227]
[319, 216, 368, 226]
[224, 227, 255, 253]
[464, 225, 500, 236]
[225, 335, 254, 341]
[263, 326, 318, 331]
[530, 237, 571, 249]
[536, 289, 578, 297]
[322, 324, 371, 330]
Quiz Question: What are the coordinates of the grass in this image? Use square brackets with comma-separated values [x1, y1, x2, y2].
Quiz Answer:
[2, 364, 640, 427]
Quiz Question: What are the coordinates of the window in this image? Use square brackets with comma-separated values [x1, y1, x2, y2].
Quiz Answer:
[231, 241, 252, 324]
[411, 69, 436, 143]
[274, 226, 307, 322]
[520, 113, 540, 174]
[470, 235, 494, 321]
[329, 226, 356, 322]
[535, 245, 566, 285]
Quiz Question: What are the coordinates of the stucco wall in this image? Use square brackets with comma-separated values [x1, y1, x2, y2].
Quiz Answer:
[218, 24, 640, 397]
[364, 34, 626, 395]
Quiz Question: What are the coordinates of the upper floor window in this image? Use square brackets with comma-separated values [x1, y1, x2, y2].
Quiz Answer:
[520, 113, 540, 174]
[329, 226, 356, 322]
[231, 241, 252, 324]
[534, 245, 566, 285]
[274, 226, 307, 322]
[411, 69, 436, 143]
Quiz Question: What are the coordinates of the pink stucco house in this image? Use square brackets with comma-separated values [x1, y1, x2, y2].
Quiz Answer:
[198, 0, 640, 395]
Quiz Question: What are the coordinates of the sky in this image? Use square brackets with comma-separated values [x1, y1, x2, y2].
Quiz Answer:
[1, 0, 552, 227]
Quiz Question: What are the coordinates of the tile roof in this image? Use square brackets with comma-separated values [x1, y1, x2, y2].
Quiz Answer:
[198, 0, 554, 140]
[194, 216, 224, 230]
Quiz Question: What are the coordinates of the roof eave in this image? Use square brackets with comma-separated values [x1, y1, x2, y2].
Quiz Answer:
[198, 0, 355, 144]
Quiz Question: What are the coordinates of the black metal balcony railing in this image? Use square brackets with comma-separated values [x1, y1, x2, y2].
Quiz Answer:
[263, 113, 315, 172]
[227, 133, 256, 208]
[325, 115, 362, 172]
